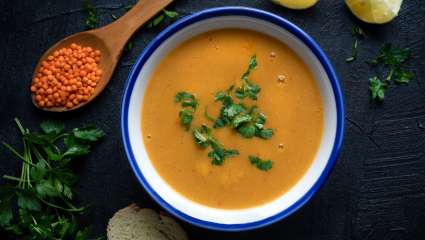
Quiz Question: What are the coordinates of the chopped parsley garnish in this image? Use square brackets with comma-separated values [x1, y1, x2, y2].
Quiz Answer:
[235, 55, 261, 100]
[147, 9, 179, 28]
[175, 92, 198, 130]
[213, 89, 273, 139]
[346, 26, 364, 63]
[83, 1, 97, 30]
[367, 44, 413, 101]
[193, 125, 239, 165]
[213, 87, 247, 129]
[235, 106, 273, 139]
[0, 118, 104, 239]
[175, 55, 275, 168]
[249, 156, 273, 171]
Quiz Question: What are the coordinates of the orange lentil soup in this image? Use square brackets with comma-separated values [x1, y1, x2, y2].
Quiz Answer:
[142, 29, 323, 209]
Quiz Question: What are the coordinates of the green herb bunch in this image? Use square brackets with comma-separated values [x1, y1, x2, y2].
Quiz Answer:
[214, 90, 273, 139]
[213, 56, 273, 140]
[368, 43, 413, 101]
[0, 118, 104, 240]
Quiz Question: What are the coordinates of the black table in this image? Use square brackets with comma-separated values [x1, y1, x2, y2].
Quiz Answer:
[1, 1, 424, 239]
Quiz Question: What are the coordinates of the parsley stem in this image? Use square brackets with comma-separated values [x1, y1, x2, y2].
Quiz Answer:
[37, 197, 85, 212]
[2, 142, 25, 161]
[3, 175, 28, 182]
[204, 106, 215, 122]
[31, 145, 52, 169]
[61, 195, 87, 211]
[2, 142, 36, 170]
[14, 118, 25, 135]
[51, 133, 69, 143]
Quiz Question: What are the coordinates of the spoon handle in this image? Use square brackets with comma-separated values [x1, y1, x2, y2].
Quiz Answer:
[96, 0, 173, 50]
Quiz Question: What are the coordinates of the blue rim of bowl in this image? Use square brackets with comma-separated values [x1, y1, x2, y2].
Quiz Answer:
[121, 6, 345, 232]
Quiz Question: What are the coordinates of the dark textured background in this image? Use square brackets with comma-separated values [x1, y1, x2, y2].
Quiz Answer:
[1, 0, 425, 239]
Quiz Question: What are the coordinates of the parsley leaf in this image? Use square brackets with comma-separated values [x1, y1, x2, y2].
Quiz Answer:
[83, 1, 97, 30]
[192, 125, 239, 165]
[147, 9, 179, 28]
[235, 106, 273, 139]
[175, 91, 198, 130]
[213, 90, 273, 139]
[394, 69, 413, 84]
[17, 192, 41, 212]
[213, 87, 247, 128]
[40, 120, 64, 135]
[73, 126, 105, 141]
[208, 145, 239, 166]
[249, 156, 273, 171]
[369, 76, 387, 101]
[235, 55, 261, 100]
[369, 43, 410, 67]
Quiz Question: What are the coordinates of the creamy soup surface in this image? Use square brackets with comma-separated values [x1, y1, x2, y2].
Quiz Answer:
[141, 29, 323, 209]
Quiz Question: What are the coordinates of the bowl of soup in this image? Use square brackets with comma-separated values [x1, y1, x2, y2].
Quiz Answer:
[121, 7, 344, 231]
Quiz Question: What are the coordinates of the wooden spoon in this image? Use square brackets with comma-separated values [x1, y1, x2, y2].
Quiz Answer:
[31, 0, 173, 112]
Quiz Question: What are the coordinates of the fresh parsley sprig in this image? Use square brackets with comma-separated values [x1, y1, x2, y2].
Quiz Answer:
[192, 125, 239, 165]
[249, 156, 273, 171]
[0, 118, 104, 240]
[367, 44, 413, 101]
[235, 55, 261, 100]
[175, 91, 198, 130]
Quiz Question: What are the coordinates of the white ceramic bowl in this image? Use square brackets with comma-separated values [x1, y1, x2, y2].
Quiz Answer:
[121, 7, 344, 231]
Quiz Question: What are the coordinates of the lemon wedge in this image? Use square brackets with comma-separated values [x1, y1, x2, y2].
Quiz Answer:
[272, 0, 319, 10]
[345, 0, 403, 24]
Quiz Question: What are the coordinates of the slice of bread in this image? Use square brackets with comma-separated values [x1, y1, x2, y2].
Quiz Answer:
[107, 204, 188, 240]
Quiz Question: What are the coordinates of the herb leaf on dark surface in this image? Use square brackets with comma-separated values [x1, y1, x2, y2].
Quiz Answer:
[249, 155, 273, 171]
[0, 118, 104, 239]
[369, 76, 387, 101]
[83, 1, 98, 30]
[346, 26, 364, 63]
[147, 9, 179, 28]
[367, 44, 413, 101]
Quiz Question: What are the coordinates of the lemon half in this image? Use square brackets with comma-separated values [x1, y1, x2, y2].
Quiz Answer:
[345, 0, 403, 24]
[272, 0, 319, 10]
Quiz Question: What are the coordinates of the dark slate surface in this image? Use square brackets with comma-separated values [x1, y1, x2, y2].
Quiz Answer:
[1, 0, 425, 239]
